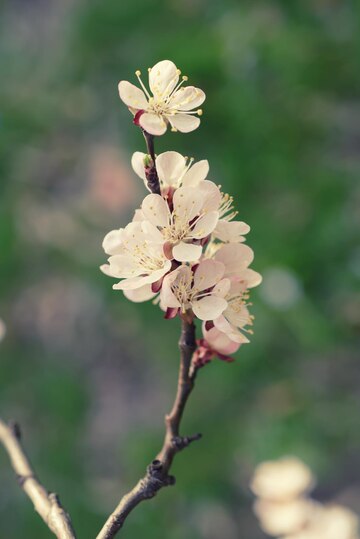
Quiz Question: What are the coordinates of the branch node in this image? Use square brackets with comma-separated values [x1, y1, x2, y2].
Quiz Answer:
[171, 433, 202, 451]
[16, 473, 35, 487]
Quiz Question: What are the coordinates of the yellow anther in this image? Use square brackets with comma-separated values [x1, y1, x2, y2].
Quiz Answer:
[182, 75, 188, 81]
[197, 109, 203, 116]
[135, 70, 141, 76]
[148, 67, 151, 72]
[176, 69, 181, 75]
[171, 127, 178, 132]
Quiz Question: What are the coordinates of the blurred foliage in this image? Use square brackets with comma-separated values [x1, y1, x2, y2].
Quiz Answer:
[0, 0, 359, 537]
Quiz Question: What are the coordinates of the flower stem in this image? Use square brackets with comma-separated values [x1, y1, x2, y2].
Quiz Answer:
[142, 130, 161, 195]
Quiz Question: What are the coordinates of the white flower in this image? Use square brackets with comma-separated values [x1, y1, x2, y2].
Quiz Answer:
[283, 505, 360, 539]
[214, 243, 261, 282]
[100, 221, 171, 291]
[118, 60, 205, 136]
[131, 150, 209, 193]
[141, 182, 221, 262]
[202, 323, 241, 356]
[160, 260, 229, 320]
[250, 457, 315, 502]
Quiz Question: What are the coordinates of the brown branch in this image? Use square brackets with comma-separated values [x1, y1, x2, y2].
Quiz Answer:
[96, 318, 200, 539]
[0, 418, 76, 539]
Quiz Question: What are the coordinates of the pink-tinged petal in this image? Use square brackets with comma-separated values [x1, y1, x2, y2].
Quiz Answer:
[142, 194, 170, 228]
[102, 229, 124, 255]
[235, 268, 263, 288]
[167, 114, 200, 133]
[149, 60, 179, 97]
[173, 186, 203, 221]
[192, 295, 228, 321]
[123, 284, 157, 303]
[168, 86, 206, 110]
[182, 160, 209, 187]
[212, 278, 231, 298]
[213, 315, 250, 344]
[193, 259, 225, 291]
[199, 180, 222, 211]
[191, 211, 219, 239]
[131, 151, 147, 181]
[172, 241, 202, 262]
[203, 324, 241, 355]
[155, 151, 187, 187]
[214, 220, 250, 243]
[118, 81, 148, 110]
[139, 113, 167, 136]
[215, 243, 254, 276]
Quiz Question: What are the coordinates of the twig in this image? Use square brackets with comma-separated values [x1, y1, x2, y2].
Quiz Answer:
[0, 418, 76, 539]
[96, 318, 200, 539]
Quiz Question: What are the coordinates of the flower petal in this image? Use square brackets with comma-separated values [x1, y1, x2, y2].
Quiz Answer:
[193, 259, 225, 291]
[172, 241, 202, 262]
[203, 324, 241, 355]
[131, 151, 147, 181]
[215, 243, 254, 276]
[142, 194, 170, 228]
[168, 114, 200, 133]
[139, 113, 167, 136]
[118, 81, 148, 110]
[182, 160, 209, 187]
[149, 60, 179, 97]
[102, 228, 124, 255]
[199, 180, 222, 211]
[123, 284, 157, 303]
[192, 295, 228, 321]
[212, 278, 231, 298]
[155, 151, 187, 187]
[169, 86, 206, 111]
[160, 271, 182, 309]
[173, 186, 203, 222]
[235, 268, 263, 288]
[191, 211, 219, 239]
[214, 220, 250, 243]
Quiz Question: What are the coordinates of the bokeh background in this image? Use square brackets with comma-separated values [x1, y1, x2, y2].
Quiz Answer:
[0, 0, 359, 537]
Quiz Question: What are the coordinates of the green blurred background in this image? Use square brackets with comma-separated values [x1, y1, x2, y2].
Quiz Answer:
[0, 0, 359, 537]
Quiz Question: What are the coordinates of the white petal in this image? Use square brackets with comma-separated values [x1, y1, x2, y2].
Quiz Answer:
[160, 271, 182, 309]
[173, 186, 203, 222]
[214, 315, 250, 344]
[131, 151, 147, 181]
[168, 114, 200, 133]
[155, 151, 187, 187]
[191, 211, 219, 239]
[100, 264, 114, 277]
[113, 276, 146, 290]
[182, 160, 209, 187]
[215, 243, 254, 276]
[149, 60, 179, 97]
[142, 194, 170, 228]
[172, 241, 202, 262]
[192, 296, 228, 321]
[168, 86, 206, 111]
[199, 180, 222, 211]
[193, 259, 225, 291]
[141, 220, 165, 243]
[214, 220, 250, 243]
[118, 81, 148, 110]
[139, 113, 167, 136]
[124, 284, 157, 303]
[102, 229, 124, 255]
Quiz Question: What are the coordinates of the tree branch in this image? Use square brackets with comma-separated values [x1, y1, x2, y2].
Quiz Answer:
[96, 318, 200, 539]
[0, 418, 76, 539]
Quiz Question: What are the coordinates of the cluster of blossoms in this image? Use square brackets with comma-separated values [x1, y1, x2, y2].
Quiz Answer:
[101, 60, 261, 364]
[251, 457, 360, 539]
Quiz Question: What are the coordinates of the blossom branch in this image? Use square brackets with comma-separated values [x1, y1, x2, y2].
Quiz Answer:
[96, 318, 200, 539]
[0, 418, 76, 539]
